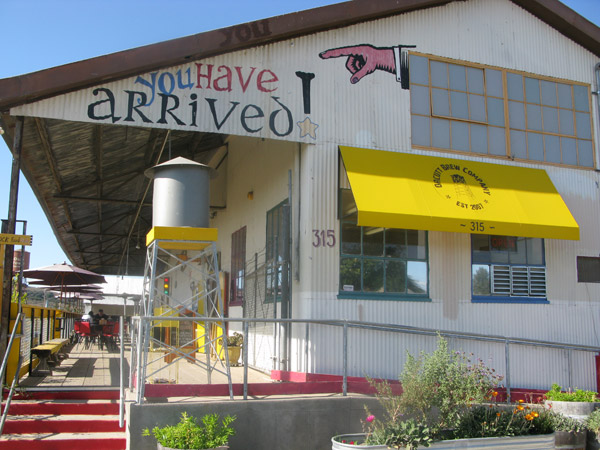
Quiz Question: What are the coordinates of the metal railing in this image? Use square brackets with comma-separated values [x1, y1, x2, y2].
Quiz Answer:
[125, 315, 600, 411]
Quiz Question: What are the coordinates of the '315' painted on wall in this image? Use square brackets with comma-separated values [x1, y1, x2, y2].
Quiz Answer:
[312, 229, 335, 247]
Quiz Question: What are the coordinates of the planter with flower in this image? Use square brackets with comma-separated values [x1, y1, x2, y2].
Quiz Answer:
[219, 332, 243, 366]
[332, 335, 561, 449]
[142, 411, 236, 450]
[544, 382, 598, 418]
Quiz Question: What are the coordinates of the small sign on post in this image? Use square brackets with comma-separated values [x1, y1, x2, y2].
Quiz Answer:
[0, 234, 32, 246]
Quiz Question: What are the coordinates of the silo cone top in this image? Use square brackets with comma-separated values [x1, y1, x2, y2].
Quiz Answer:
[144, 156, 213, 179]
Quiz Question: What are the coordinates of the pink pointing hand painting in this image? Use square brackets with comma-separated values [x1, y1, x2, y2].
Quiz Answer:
[319, 45, 396, 84]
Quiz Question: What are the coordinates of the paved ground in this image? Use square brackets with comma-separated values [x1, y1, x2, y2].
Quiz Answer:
[19, 335, 273, 390]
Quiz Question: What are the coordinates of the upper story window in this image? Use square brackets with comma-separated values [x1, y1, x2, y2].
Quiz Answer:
[339, 189, 429, 299]
[472, 235, 546, 301]
[410, 54, 594, 168]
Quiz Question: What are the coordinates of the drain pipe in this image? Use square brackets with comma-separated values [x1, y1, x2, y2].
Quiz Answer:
[594, 63, 600, 135]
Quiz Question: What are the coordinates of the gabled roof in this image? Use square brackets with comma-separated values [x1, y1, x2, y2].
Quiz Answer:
[0, 0, 598, 111]
[0, 0, 598, 276]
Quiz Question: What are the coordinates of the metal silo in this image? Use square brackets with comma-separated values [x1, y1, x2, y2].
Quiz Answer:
[145, 156, 212, 228]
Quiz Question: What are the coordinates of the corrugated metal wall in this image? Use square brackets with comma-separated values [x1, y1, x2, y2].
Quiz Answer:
[297, 0, 600, 390]
[10, 0, 600, 389]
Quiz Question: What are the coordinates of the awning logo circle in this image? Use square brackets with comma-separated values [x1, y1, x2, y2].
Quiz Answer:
[432, 163, 492, 211]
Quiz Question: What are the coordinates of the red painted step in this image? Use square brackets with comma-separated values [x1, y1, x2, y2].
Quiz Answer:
[0, 435, 126, 450]
[0, 390, 126, 449]
[9, 390, 120, 400]
[3, 417, 124, 434]
[4, 401, 119, 415]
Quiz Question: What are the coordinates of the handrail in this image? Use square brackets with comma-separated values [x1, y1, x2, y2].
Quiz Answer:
[0, 311, 23, 434]
[0, 352, 22, 434]
[119, 316, 124, 428]
[131, 315, 600, 404]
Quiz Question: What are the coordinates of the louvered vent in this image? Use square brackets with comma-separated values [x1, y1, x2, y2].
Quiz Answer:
[491, 265, 546, 297]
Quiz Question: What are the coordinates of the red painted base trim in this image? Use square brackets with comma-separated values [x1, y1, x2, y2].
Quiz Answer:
[0, 439, 125, 450]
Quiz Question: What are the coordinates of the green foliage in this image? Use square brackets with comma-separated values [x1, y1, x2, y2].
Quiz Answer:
[11, 276, 27, 304]
[550, 410, 586, 432]
[373, 418, 433, 450]
[545, 383, 597, 402]
[227, 332, 243, 347]
[395, 335, 503, 432]
[363, 335, 504, 447]
[585, 409, 600, 434]
[142, 412, 235, 449]
[454, 404, 557, 439]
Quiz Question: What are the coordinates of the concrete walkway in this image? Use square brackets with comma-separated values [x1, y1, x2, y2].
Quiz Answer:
[19, 337, 273, 390]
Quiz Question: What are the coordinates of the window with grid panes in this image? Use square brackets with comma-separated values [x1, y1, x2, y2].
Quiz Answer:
[339, 189, 429, 299]
[230, 226, 246, 306]
[265, 200, 289, 303]
[410, 54, 594, 168]
[471, 235, 546, 301]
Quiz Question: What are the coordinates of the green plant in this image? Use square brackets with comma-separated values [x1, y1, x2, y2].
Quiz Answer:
[395, 335, 503, 432]
[370, 418, 433, 450]
[545, 383, 597, 402]
[221, 332, 243, 347]
[550, 410, 586, 432]
[454, 402, 555, 439]
[585, 409, 600, 434]
[363, 335, 504, 446]
[142, 412, 235, 449]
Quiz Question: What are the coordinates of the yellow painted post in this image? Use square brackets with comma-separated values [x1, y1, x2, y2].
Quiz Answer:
[0, 244, 4, 315]
[6, 303, 21, 386]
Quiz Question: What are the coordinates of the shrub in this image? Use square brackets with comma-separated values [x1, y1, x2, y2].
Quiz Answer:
[585, 409, 600, 434]
[364, 335, 504, 448]
[142, 412, 235, 449]
[545, 383, 597, 402]
[394, 335, 503, 432]
[454, 403, 558, 439]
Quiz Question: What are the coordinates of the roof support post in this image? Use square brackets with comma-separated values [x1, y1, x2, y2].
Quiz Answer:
[1, 116, 24, 365]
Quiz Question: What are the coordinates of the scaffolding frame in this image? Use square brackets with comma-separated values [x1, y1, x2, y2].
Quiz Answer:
[135, 229, 233, 403]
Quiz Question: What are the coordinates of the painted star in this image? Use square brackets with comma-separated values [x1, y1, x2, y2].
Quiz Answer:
[297, 117, 319, 139]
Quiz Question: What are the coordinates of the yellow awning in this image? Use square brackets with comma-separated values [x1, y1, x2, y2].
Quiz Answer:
[340, 146, 579, 240]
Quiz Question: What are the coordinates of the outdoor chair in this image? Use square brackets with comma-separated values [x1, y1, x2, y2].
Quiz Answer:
[101, 321, 119, 351]
[77, 321, 98, 349]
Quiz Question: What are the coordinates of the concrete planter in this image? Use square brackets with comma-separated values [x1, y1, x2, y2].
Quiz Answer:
[554, 430, 586, 449]
[331, 433, 555, 449]
[544, 400, 599, 421]
[587, 431, 600, 450]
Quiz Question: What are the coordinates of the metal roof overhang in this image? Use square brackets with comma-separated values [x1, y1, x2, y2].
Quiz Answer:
[0, 0, 597, 276]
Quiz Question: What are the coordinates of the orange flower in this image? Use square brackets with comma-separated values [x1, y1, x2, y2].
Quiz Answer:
[496, 412, 501, 417]
[492, 391, 498, 397]
[517, 405, 524, 411]
[518, 399, 524, 403]
[532, 412, 539, 418]
[525, 414, 533, 421]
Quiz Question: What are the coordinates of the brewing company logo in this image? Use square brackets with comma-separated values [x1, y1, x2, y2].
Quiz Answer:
[432, 163, 491, 211]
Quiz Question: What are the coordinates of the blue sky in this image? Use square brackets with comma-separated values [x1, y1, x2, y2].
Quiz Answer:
[0, 0, 598, 270]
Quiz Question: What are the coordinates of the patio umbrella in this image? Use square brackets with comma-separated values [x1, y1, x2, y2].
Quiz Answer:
[23, 262, 106, 304]
[28, 282, 104, 292]
[23, 263, 106, 286]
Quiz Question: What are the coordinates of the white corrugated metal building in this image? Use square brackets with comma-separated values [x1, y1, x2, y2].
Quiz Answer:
[2, 0, 600, 391]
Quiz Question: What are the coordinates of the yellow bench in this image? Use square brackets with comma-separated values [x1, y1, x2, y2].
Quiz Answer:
[31, 338, 70, 375]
